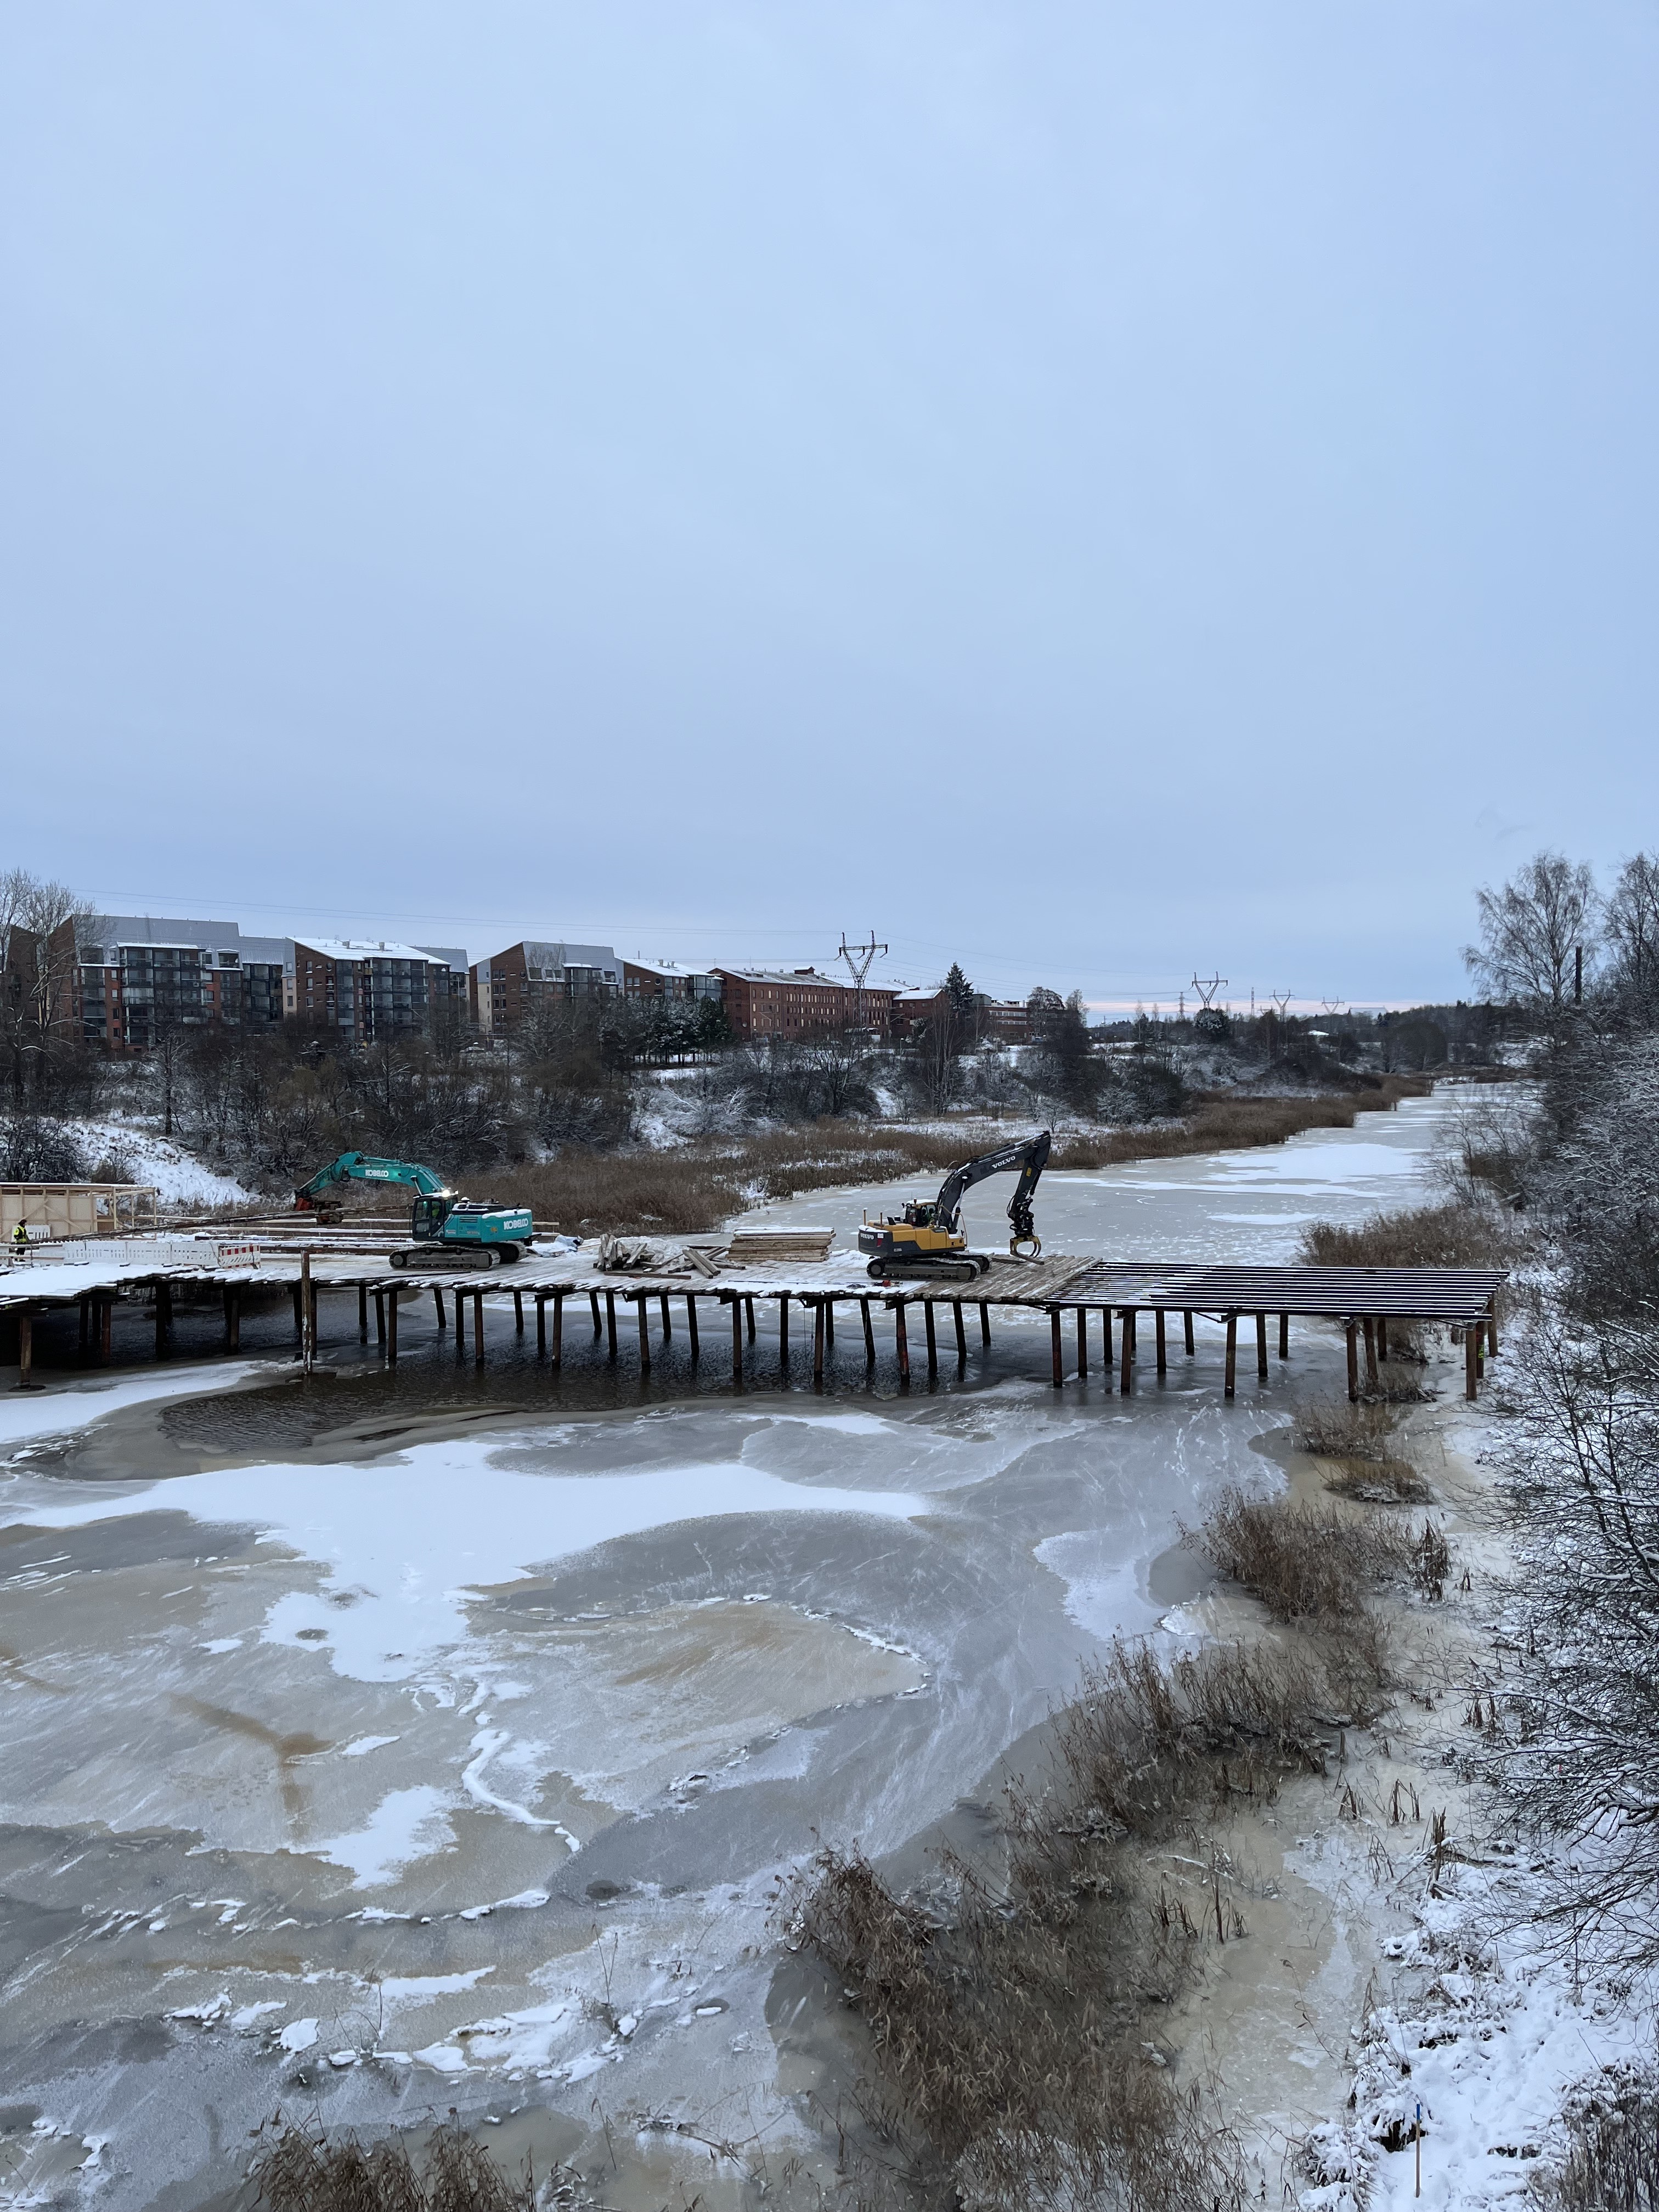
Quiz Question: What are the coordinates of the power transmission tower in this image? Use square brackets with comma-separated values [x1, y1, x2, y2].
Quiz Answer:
[838, 933, 888, 1030]
[1190, 972, 1227, 1009]
[1271, 991, 1293, 1018]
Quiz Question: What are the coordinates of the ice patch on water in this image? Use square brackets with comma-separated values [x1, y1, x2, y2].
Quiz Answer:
[12, 1439, 932, 1681]
[341, 1734, 399, 1757]
[313, 1785, 456, 1887]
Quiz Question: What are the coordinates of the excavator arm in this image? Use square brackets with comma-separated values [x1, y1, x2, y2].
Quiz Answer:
[934, 1130, 1052, 1250]
[294, 1153, 454, 1208]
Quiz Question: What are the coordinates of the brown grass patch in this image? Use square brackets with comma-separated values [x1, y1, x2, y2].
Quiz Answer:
[445, 1081, 1432, 1235]
[786, 1638, 1361, 2209]
[787, 1472, 1440, 2207]
[247, 2116, 561, 2212]
[1194, 1486, 1413, 1634]
[1321, 1459, 1433, 1505]
[1299, 1199, 1511, 1273]
[1294, 1397, 1406, 1460]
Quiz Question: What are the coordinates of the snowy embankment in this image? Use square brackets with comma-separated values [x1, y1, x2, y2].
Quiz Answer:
[58, 1116, 251, 1209]
[1289, 1384, 1658, 2210]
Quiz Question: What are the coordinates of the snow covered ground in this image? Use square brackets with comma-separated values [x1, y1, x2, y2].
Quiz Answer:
[58, 1114, 252, 1207]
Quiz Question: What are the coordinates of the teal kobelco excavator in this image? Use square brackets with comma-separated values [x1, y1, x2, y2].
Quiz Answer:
[294, 1153, 534, 1268]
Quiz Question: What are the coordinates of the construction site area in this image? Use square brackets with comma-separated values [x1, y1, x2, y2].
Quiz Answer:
[0, 1088, 1511, 2210]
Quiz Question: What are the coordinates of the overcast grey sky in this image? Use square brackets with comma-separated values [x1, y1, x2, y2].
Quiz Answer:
[4, 3, 1656, 1008]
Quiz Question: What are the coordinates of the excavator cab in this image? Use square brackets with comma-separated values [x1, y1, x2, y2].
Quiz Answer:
[410, 1193, 453, 1243]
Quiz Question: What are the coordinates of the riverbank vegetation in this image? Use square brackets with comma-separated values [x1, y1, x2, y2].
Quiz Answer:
[788, 1477, 1436, 2210]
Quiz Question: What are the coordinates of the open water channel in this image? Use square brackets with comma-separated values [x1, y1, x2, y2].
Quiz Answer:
[0, 1088, 1466, 2209]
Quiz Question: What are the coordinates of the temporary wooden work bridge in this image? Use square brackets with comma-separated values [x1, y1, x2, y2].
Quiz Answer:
[1, 1232, 1505, 1402]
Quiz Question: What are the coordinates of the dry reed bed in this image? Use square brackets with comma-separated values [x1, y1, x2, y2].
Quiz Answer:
[247, 2117, 560, 2212]
[788, 1480, 1443, 2210]
[1298, 1197, 1513, 1274]
[490, 1079, 1430, 1235]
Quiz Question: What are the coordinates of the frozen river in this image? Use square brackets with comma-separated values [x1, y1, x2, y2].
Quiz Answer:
[0, 1089, 1463, 2206]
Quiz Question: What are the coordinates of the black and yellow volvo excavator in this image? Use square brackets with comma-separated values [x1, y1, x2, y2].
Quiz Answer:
[857, 1130, 1051, 1282]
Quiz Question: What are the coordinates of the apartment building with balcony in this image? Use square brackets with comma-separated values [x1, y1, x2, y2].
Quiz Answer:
[470, 940, 623, 1037]
[284, 939, 468, 1040]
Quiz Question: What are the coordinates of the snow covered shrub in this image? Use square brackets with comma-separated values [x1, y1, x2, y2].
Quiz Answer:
[0, 1113, 87, 1182]
[1487, 1318, 1659, 1967]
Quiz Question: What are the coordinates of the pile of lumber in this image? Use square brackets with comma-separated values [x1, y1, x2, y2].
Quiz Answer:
[724, 1226, 837, 1264]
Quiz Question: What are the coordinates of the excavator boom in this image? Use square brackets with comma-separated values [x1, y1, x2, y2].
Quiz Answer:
[934, 1130, 1052, 1243]
[858, 1129, 1052, 1279]
[294, 1153, 454, 1207]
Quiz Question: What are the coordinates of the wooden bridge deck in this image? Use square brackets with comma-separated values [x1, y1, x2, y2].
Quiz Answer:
[2, 1238, 1504, 1402]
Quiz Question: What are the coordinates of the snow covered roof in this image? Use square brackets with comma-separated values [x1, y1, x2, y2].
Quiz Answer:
[292, 937, 453, 966]
[80, 915, 242, 955]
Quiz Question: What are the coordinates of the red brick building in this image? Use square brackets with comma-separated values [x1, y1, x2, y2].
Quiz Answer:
[470, 940, 623, 1037]
[715, 967, 894, 1041]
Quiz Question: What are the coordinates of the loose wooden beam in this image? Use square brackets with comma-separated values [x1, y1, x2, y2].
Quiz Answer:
[1346, 1321, 1359, 1402]
[861, 1297, 876, 1363]
[1224, 1313, 1238, 1400]
[1050, 1308, 1063, 1388]
[1256, 1312, 1268, 1380]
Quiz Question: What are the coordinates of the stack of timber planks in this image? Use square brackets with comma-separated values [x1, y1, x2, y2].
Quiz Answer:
[724, 1227, 837, 1264]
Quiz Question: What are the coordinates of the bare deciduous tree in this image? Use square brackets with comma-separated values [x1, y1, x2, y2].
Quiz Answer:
[0, 868, 97, 1111]
[1463, 851, 1598, 1017]
[1604, 851, 1659, 995]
